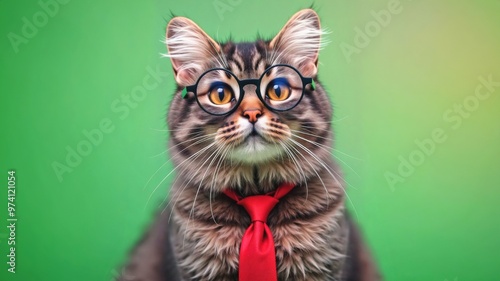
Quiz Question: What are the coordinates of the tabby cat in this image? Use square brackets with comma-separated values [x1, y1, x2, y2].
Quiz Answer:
[118, 9, 381, 281]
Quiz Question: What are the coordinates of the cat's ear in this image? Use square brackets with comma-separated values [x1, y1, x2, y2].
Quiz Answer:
[270, 9, 323, 77]
[165, 17, 221, 86]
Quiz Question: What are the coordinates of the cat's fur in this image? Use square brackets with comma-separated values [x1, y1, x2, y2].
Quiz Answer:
[118, 9, 381, 281]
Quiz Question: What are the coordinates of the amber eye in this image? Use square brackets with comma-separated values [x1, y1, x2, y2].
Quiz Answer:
[208, 84, 233, 105]
[266, 79, 291, 101]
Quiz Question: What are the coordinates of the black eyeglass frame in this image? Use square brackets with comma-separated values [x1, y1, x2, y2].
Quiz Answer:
[182, 64, 316, 116]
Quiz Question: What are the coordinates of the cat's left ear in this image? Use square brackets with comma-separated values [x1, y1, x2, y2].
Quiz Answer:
[270, 9, 323, 77]
[165, 17, 221, 86]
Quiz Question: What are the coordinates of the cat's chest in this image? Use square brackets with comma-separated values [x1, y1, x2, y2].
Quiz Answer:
[172, 202, 346, 281]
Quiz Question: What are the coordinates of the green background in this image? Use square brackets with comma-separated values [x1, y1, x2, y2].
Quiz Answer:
[1, 0, 499, 280]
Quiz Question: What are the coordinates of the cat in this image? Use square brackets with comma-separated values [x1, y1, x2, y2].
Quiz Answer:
[118, 9, 381, 281]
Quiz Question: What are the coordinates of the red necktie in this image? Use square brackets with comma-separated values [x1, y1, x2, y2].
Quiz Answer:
[223, 183, 295, 281]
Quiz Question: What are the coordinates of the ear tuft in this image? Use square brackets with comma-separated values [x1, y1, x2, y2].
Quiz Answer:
[270, 9, 326, 77]
[165, 17, 221, 86]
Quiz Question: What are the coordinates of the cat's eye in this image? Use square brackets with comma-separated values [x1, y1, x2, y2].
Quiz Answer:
[266, 79, 291, 101]
[208, 84, 233, 105]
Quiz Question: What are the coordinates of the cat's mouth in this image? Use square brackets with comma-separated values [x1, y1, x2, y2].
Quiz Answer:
[249, 127, 259, 137]
[246, 127, 264, 141]
[244, 125, 275, 144]
[242, 128, 267, 147]
[227, 125, 285, 163]
[215, 118, 291, 163]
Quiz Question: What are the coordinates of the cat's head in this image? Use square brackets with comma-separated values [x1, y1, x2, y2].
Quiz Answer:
[165, 9, 333, 189]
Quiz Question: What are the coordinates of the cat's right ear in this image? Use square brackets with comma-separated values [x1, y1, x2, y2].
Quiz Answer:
[165, 17, 221, 86]
[270, 9, 323, 77]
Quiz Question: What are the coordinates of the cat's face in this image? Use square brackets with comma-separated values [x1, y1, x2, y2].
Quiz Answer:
[165, 9, 333, 179]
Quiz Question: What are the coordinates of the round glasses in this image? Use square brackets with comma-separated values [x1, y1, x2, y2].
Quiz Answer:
[183, 64, 315, 116]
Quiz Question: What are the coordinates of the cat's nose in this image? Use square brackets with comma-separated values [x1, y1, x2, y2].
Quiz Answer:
[243, 109, 262, 124]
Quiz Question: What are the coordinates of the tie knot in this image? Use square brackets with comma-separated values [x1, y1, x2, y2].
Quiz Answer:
[238, 195, 279, 223]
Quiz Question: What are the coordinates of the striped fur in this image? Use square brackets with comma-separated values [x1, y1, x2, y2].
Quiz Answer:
[118, 9, 380, 281]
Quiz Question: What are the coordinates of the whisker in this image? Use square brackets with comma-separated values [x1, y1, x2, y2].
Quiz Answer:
[209, 146, 230, 224]
[291, 129, 364, 161]
[288, 138, 359, 219]
[149, 126, 208, 133]
[290, 129, 334, 142]
[182, 145, 225, 248]
[280, 142, 309, 201]
[290, 132, 361, 179]
[285, 140, 327, 206]
[145, 142, 215, 210]
[142, 133, 216, 191]
[301, 117, 349, 125]
[189, 145, 225, 222]
[148, 133, 217, 158]
[163, 143, 218, 224]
